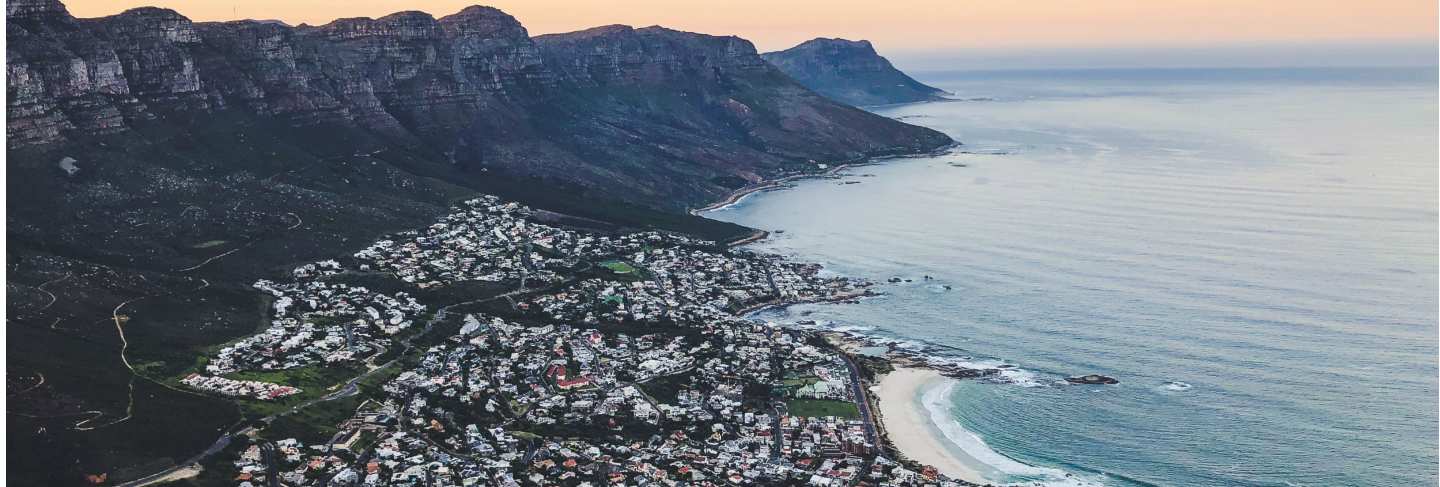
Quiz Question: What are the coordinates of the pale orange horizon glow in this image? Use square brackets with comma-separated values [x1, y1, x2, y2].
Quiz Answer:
[61, 0, 1438, 52]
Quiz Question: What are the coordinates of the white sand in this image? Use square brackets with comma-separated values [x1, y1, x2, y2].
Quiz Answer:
[874, 367, 988, 484]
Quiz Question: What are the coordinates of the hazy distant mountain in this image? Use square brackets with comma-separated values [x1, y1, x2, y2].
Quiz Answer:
[763, 38, 948, 106]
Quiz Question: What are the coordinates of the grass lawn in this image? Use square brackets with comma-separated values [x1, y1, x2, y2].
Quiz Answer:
[351, 430, 380, 453]
[786, 399, 860, 419]
[638, 373, 692, 403]
[782, 375, 821, 387]
[226, 364, 364, 418]
[262, 395, 359, 443]
[259, 365, 404, 443]
[600, 260, 639, 274]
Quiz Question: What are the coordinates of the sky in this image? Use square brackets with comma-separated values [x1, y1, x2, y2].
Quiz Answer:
[63, 0, 1439, 69]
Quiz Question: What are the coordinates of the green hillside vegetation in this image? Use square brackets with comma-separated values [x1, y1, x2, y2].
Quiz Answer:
[786, 399, 860, 419]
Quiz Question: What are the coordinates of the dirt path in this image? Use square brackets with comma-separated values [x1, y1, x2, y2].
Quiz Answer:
[34, 272, 71, 314]
[71, 278, 214, 431]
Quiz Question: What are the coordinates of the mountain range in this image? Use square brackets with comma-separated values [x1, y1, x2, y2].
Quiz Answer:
[7, 0, 953, 285]
[5, 0, 952, 483]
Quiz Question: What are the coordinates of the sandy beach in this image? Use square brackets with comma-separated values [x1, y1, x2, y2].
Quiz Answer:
[874, 367, 989, 484]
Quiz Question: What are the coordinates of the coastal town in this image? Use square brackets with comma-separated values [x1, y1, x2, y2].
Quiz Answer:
[180, 195, 976, 486]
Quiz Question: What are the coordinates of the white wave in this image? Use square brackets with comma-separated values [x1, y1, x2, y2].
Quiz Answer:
[701, 190, 762, 212]
[894, 340, 927, 351]
[795, 322, 1055, 388]
[791, 321, 823, 330]
[995, 368, 1048, 388]
[921, 381, 1107, 487]
[925, 355, 1049, 388]
[1161, 381, 1193, 392]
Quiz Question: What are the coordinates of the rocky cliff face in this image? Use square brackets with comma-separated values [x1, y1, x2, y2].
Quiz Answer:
[7, 1, 557, 147]
[535, 24, 770, 87]
[762, 38, 947, 107]
[8, 0, 950, 209]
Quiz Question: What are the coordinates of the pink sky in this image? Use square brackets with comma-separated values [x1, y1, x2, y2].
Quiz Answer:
[63, 0, 1438, 52]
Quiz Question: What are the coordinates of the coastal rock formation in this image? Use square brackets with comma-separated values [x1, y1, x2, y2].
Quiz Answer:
[946, 368, 1001, 379]
[1067, 374, 1120, 385]
[762, 38, 947, 106]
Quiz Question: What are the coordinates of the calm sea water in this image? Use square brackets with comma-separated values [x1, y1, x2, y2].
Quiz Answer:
[706, 67, 1438, 487]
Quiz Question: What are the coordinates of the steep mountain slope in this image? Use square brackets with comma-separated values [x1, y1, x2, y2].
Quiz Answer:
[762, 38, 947, 106]
[8, 2, 951, 209]
[5, 1, 952, 483]
[530, 25, 949, 202]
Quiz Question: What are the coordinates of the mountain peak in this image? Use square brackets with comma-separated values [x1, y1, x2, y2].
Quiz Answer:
[437, 5, 528, 38]
[796, 37, 874, 51]
[763, 38, 946, 106]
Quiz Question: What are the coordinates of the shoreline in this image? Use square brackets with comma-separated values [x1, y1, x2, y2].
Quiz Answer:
[733, 289, 874, 317]
[691, 144, 1098, 487]
[696, 143, 996, 484]
[693, 143, 957, 219]
[690, 162, 863, 216]
[874, 367, 991, 485]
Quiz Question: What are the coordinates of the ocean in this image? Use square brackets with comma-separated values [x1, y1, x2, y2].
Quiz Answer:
[704, 67, 1438, 487]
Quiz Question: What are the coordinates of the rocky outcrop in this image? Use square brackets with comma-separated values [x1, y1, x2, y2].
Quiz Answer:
[763, 38, 946, 107]
[6, 0, 143, 145]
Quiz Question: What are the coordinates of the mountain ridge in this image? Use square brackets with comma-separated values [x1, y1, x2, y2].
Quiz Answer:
[8, 1, 951, 194]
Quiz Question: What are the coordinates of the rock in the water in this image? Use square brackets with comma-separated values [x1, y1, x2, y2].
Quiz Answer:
[1066, 374, 1119, 385]
[947, 368, 1000, 379]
